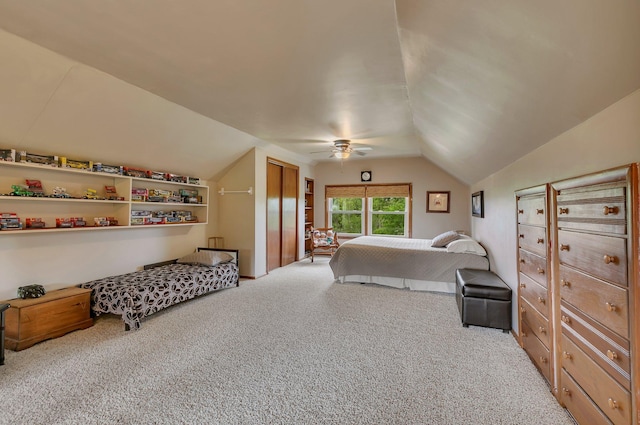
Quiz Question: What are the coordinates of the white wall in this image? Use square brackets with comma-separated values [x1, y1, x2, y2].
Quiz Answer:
[0, 29, 268, 299]
[313, 156, 470, 238]
[216, 147, 313, 278]
[472, 89, 640, 331]
[216, 150, 256, 277]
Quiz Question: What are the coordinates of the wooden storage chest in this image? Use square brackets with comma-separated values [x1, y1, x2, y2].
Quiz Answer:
[3, 287, 93, 351]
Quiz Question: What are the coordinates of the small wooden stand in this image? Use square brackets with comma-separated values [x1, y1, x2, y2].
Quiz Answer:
[3, 287, 93, 351]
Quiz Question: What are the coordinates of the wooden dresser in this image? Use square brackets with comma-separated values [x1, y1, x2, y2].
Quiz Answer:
[3, 287, 93, 351]
[516, 164, 638, 425]
[516, 185, 553, 387]
[552, 165, 637, 425]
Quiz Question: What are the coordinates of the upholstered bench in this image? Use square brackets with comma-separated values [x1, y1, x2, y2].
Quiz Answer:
[455, 269, 511, 333]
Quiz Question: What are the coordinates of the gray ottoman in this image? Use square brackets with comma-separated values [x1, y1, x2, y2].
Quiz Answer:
[455, 269, 511, 333]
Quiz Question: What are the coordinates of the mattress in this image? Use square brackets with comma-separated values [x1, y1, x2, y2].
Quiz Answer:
[329, 236, 489, 292]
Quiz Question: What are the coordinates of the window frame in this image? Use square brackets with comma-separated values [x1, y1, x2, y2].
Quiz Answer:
[325, 183, 412, 238]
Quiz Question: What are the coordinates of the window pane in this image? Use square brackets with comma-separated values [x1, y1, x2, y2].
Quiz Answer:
[372, 197, 406, 212]
[371, 214, 405, 235]
[332, 197, 362, 211]
[332, 213, 362, 233]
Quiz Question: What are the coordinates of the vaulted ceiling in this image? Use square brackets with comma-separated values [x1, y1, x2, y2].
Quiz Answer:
[0, 1, 639, 184]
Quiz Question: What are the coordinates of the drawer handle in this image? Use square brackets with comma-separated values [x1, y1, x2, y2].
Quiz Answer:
[538, 326, 546, 334]
[603, 255, 617, 265]
[536, 268, 545, 275]
[539, 356, 548, 364]
[520, 307, 526, 314]
[537, 297, 545, 305]
[536, 209, 544, 215]
[520, 258, 525, 264]
[562, 351, 572, 360]
[537, 238, 544, 244]
[606, 302, 617, 312]
[518, 209, 524, 214]
[561, 315, 571, 324]
[608, 398, 619, 410]
[519, 283, 526, 289]
[560, 244, 570, 251]
[607, 350, 618, 360]
[561, 387, 571, 397]
[559, 207, 569, 215]
[519, 234, 524, 239]
[603, 206, 618, 215]
[560, 279, 571, 288]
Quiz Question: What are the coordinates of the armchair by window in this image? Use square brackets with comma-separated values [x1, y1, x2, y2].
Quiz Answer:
[310, 227, 339, 262]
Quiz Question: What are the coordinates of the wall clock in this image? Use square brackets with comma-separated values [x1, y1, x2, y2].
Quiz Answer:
[361, 171, 372, 182]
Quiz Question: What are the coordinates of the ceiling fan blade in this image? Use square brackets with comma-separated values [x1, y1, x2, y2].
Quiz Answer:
[354, 150, 367, 156]
[352, 147, 372, 151]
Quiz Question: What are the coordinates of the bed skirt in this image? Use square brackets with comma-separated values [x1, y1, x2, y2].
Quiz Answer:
[336, 275, 456, 294]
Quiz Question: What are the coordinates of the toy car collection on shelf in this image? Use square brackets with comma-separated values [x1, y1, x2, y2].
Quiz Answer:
[0, 147, 208, 232]
[0, 148, 202, 185]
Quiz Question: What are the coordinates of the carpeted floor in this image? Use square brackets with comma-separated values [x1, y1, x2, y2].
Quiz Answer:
[1, 258, 573, 425]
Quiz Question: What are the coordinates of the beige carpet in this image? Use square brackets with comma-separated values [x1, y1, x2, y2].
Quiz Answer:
[1, 258, 573, 425]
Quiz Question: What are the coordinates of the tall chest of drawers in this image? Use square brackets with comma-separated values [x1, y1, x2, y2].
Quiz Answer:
[516, 185, 554, 387]
[516, 164, 638, 425]
[551, 165, 638, 425]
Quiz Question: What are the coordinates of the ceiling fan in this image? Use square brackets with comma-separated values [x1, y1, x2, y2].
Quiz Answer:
[311, 139, 372, 159]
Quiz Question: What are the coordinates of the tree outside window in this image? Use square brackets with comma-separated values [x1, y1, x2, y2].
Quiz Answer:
[329, 197, 363, 234]
[370, 197, 407, 236]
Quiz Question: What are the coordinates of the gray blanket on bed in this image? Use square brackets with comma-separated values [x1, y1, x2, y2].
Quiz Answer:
[329, 236, 489, 283]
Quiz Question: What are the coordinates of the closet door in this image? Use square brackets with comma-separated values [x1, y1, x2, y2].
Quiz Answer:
[266, 158, 299, 272]
[267, 161, 283, 272]
[281, 166, 298, 266]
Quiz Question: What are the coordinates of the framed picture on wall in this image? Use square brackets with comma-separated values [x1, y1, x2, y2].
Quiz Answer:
[427, 191, 450, 213]
[472, 191, 484, 218]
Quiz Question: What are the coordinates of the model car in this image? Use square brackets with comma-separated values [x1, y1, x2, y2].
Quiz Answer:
[83, 188, 100, 199]
[10, 185, 34, 196]
[50, 186, 72, 198]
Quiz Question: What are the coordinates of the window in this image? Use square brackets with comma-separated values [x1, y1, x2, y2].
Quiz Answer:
[369, 197, 408, 236]
[330, 197, 363, 235]
[326, 184, 411, 237]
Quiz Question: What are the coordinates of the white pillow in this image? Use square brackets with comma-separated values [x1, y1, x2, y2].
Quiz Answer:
[177, 250, 233, 266]
[446, 239, 487, 256]
[431, 230, 460, 248]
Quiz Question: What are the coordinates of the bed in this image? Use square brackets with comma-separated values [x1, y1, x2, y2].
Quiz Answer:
[79, 248, 239, 330]
[329, 233, 489, 293]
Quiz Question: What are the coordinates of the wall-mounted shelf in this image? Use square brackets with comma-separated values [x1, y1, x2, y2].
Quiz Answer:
[0, 161, 208, 234]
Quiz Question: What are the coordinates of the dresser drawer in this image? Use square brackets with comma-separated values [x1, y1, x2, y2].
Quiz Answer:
[560, 368, 613, 425]
[518, 249, 548, 287]
[520, 297, 550, 347]
[557, 186, 626, 235]
[559, 265, 629, 338]
[517, 195, 546, 226]
[521, 321, 551, 383]
[557, 230, 627, 286]
[560, 302, 630, 390]
[519, 273, 549, 318]
[560, 334, 631, 425]
[517, 224, 546, 257]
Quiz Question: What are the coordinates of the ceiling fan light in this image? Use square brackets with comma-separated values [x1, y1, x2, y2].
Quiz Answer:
[334, 151, 350, 159]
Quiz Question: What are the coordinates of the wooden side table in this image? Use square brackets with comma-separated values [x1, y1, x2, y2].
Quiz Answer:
[0, 303, 9, 365]
[3, 287, 93, 351]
